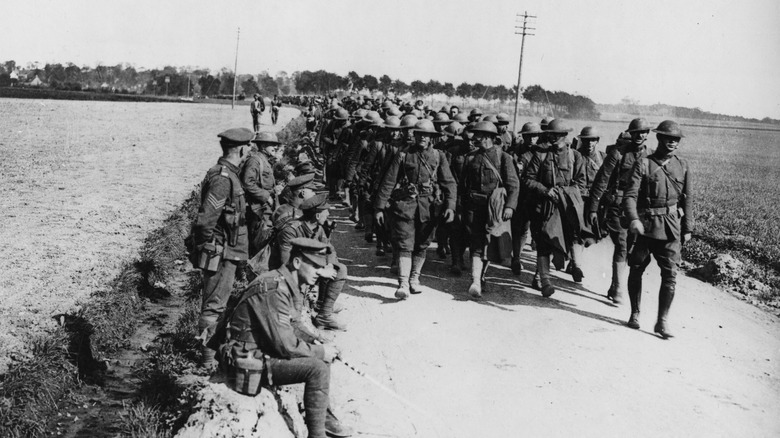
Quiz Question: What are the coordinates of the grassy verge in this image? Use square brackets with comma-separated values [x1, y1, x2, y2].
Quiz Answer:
[0, 188, 201, 437]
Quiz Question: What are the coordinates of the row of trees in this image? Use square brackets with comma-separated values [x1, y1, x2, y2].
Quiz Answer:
[0, 61, 288, 98]
[522, 84, 600, 120]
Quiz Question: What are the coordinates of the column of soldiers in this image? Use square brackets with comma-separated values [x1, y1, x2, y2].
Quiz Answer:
[186, 96, 692, 438]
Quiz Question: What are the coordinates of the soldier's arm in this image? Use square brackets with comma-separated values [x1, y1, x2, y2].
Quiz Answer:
[343, 139, 363, 181]
[360, 141, 380, 179]
[241, 157, 272, 205]
[436, 151, 457, 212]
[192, 177, 230, 247]
[276, 225, 298, 266]
[523, 153, 549, 197]
[251, 291, 324, 360]
[502, 152, 520, 211]
[680, 159, 693, 235]
[588, 149, 620, 213]
[374, 153, 402, 210]
[571, 151, 587, 192]
[622, 159, 643, 223]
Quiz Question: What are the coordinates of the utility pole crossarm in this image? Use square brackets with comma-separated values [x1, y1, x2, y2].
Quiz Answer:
[512, 12, 536, 133]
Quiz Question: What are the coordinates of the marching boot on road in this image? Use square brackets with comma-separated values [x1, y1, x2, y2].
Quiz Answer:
[622, 120, 693, 339]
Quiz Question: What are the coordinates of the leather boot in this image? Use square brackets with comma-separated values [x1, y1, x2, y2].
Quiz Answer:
[607, 261, 619, 301]
[627, 268, 642, 329]
[531, 270, 540, 290]
[611, 261, 627, 305]
[654, 283, 675, 339]
[569, 243, 584, 283]
[511, 258, 523, 276]
[409, 253, 426, 294]
[450, 254, 464, 276]
[325, 407, 354, 437]
[538, 255, 556, 297]
[395, 256, 412, 300]
[469, 257, 484, 299]
[389, 251, 399, 275]
[314, 280, 347, 331]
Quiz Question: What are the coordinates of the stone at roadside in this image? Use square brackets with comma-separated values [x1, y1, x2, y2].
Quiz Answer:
[175, 382, 294, 438]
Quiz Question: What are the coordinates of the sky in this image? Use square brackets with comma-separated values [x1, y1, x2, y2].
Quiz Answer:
[3, 0, 780, 119]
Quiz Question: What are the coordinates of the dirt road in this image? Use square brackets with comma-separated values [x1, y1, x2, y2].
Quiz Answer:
[323, 205, 780, 437]
[0, 99, 298, 372]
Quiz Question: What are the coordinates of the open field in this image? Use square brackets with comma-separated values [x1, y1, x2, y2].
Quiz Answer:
[0, 98, 285, 373]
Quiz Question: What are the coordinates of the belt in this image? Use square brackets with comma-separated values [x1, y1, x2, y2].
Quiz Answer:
[641, 203, 677, 216]
[230, 328, 261, 344]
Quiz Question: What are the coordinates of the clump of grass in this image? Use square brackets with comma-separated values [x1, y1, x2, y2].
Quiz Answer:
[276, 114, 307, 145]
[0, 331, 79, 438]
[118, 401, 171, 438]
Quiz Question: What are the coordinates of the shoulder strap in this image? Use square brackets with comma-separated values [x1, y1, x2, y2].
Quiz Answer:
[648, 156, 683, 198]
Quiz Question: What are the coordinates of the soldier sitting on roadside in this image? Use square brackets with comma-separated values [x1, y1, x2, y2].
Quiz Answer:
[221, 238, 353, 438]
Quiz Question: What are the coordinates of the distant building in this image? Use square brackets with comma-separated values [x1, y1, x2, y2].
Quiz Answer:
[29, 75, 42, 87]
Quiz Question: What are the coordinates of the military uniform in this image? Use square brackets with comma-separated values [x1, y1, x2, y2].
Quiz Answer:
[523, 121, 586, 296]
[622, 121, 692, 338]
[250, 96, 265, 132]
[224, 243, 345, 438]
[192, 131, 250, 356]
[241, 149, 277, 259]
[271, 97, 282, 125]
[363, 127, 405, 256]
[374, 123, 457, 298]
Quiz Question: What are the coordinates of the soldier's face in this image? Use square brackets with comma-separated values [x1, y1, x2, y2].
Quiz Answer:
[581, 138, 598, 155]
[297, 259, 321, 286]
[415, 133, 432, 148]
[656, 135, 680, 154]
[631, 130, 649, 145]
[474, 133, 494, 150]
[389, 130, 403, 141]
[497, 124, 507, 134]
[522, 134, 538, 146]
[316, 209, 330, 225]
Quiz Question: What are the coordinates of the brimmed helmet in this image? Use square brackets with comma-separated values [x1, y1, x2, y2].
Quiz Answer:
[400, 115, 419, 129]
[496, 113, 511, 125]
[545, 119, 573, 134]
[383, 116, 402, 130]
[520, 122, 543, 135]
[433, 112, 451, 125]
[627, 118, 652, 132]
[577, 126, 600, 139]
[412, 119, 439, 135]
[652, 120, 685, 138]
[470, 121, 499, 136]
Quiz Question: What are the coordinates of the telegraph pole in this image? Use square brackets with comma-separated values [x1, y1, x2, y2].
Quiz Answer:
[512, 12, 536, 133]
[232, 27, 240, 109]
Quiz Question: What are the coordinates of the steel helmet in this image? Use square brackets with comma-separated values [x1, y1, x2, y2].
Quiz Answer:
[381, 100, 394, 110]
[443, 121, 464, 137]
[412, 119, 439, 135]
[400, 115, 419, 129]
[362, 110, 382, 125]
[352, 109, 369, 120]
[440, 106, 449, 113]
[454, 113, 470, 124]
[411, 109, 424, 118]
[470, 121, 499, 136]
[383, 116, 403, 129]
[433, 112, 451, 125]
[627, 118, 652, 132]
[469, 108, 483, 117]
[545, 119, 573, 134]
[333, 108, 350, 120]
[252, 132, 281, 145]
[496, 113, 511, 125]
[387, 107, 403, 117]
[424, 114, 435, 121]
[577, 126, 600, 139]
[520, 122, 543, 135]
[481, 114, 499, 124]
[329, 101, 341, 110]
[652, 120, 685, 138]
[540, 116, 554, 129]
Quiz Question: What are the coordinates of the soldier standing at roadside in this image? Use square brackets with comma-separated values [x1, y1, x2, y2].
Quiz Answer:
[271, 94, 282, 125]
[241, 132, 279, 265]
[374, 120, 457, 299]
[458, 121, 519, 298]
[622, 120, 692, 339]
[250, 94, 265, 132]
[587, 119, 651, 304]
[190, 128, 253, 368]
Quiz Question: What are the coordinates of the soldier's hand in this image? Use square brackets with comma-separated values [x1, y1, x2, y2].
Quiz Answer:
[323, 344, 340, 363]
[588, 212, 598, 227]
[375, 211, 385, 227]
[629, 219, 645, 236]
[443, 209, 455, 223]
[682, 233, 692, 244]
[317, 264, 337, 280]
[547, 187, 559, 202]
[502, 207, 514, 221]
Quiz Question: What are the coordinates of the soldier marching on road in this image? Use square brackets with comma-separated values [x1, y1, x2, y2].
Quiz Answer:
[374, 120, 457, 300]
[509, 122, 544, 275]
[622, 120, 693, 339]
[250, 94, 265, 132]
[458, 121, 520, 298]
[587, 118, 652, 304]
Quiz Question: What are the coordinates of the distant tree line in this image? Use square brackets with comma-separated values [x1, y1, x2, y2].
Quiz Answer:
[601, 98, 780, 126]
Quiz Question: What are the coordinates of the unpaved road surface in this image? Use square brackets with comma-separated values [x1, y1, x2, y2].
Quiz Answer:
[0, 98, 298, 373]
[323, 205, 780, 438]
